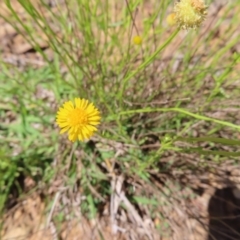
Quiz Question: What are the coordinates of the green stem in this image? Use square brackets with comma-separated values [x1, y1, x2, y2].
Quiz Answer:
[120, 107, 240, 131]
[119, 28, 180, 107]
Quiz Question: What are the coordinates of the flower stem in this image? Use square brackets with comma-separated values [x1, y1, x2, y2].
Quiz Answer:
[119, 28, 180, 107]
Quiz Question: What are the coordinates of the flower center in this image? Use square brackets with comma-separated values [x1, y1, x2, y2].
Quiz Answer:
[68, 108, 88, 126]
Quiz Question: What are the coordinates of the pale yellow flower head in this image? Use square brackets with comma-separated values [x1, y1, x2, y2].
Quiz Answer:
[166, 13, 177, 26]
[174, 0, 207, 29]
[133, 35, 142, 45]
[56, 98, 101, 142]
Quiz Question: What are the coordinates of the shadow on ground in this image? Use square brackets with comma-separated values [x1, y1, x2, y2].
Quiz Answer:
[208, 187, 240, 240]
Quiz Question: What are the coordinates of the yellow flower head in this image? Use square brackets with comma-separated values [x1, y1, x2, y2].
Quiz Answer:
[166, 13, 176, 26]
[173, 0, 207, 29]
[133, 35, 142, 45]
[56, 98, 101, 142]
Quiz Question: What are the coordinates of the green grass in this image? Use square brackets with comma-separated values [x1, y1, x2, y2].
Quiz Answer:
[1, 0, 240, 237]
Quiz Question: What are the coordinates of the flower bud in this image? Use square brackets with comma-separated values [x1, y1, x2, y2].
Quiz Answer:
[133, 36, 142, 45]
[166, 13, 177, 26]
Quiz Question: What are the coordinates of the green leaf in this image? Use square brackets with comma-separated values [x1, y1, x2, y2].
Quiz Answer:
[133, 196, 158, 206]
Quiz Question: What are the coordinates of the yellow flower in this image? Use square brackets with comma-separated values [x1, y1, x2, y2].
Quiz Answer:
[133, 35, 142, 45]
[173, 0, 207, 29]
[56, 98, 101, 142]
[166, 13, 176, 26]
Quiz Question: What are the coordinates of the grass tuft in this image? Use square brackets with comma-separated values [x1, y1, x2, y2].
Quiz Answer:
[1, 0, 240, 238]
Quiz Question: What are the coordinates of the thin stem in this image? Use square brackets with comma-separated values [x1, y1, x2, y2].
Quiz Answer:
[120, 107, 240, 131]
[119, 28, 180, 107]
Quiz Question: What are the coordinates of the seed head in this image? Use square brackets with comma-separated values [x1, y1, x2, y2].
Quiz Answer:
[173, 0, 207, 29]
